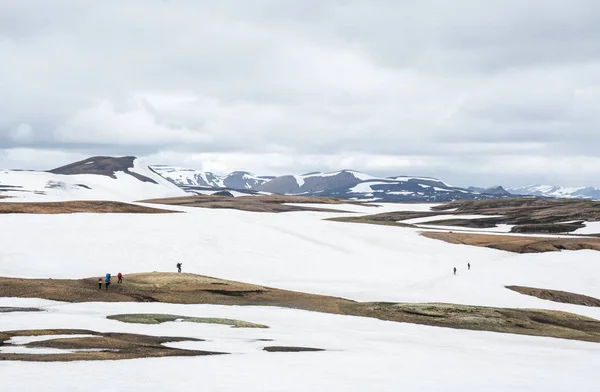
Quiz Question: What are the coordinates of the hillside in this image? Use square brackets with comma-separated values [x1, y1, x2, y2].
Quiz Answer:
[508, 185, 600, 200]
[0, 157, 187, 201]
[152, 166, 508, 202]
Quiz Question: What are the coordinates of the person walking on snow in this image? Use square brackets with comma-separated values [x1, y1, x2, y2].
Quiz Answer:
[453, 267, 457, 275]
[117, 272, 123, 284]
[467, 263, 470, 270]
[176, 263, 182, 273]
[98, 277, 103, 290]
[105, 273, 111, 290]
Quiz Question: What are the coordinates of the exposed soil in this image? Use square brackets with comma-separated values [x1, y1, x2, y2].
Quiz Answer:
[263, 346, 325, 352]
[0, 200, 177, 214]
[141, 194, 371, 213]
[330, 198, 600, 235]
[507, 286, 600, 307]
[421, 232, 600, 253]
[49, 156, 157, 183]
[432, 198, 600, 233]
[107, 313, 269, 328]
[1, 273, 599, 343]
[0, 329, 223, 362]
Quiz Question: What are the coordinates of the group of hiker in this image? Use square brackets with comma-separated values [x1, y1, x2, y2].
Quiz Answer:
[98, 272, 123, 290]
[98, 263, 183, 290]
[453, 263, 471, 275]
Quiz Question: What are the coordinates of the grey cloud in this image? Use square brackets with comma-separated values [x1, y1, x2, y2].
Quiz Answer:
[1, 0, 600, 187]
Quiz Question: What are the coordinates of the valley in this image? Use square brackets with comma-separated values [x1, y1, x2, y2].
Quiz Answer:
[1, 157, 599, 391]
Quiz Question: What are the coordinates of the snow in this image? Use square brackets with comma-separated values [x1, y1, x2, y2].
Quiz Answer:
[1, 202, 599, 320]
[573, 221, 600, 234]
[0, 159, 187, 202]
[293, 175, 305, 187]
[1, 200, 600, 390]
[348, 171, 379, 181]
[0, 299, 598, 391]
[348, 181, 390, 193]
[0, 333, 103, 354]
[5, 334, 96, 345]
[508, 184, 600, 200]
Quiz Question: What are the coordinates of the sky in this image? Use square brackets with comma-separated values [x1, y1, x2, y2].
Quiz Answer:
[1, 0, 599, 188]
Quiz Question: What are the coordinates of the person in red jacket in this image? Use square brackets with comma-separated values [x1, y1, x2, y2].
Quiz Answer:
[117, 272, 123, 284]
[98, 277, 103, 290]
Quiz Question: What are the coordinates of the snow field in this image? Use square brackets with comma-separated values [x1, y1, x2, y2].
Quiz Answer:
[574, 222, 600, 235]
[0, 298, 599, 391]
[0, 203, 599, 320]
[1, 202, 600, 391]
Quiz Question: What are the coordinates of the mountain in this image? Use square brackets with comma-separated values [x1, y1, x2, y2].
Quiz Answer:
[151, 166, 509, 202]
[150, 165, 273, 195]
[507, 185, 600, 200]
[467, 185, 512, 196]
[0, 156, 187, 201]
[280, 172, 500, 202]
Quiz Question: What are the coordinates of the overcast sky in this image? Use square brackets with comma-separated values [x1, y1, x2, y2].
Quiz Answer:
[1, 0, 599, 187]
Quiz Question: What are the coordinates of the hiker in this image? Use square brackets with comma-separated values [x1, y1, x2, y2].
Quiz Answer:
[117, 272, 123, 284]
[467, 263, 470, 270]
[98, 277, 103, 290]
[453, 267, 457, 275]
[176, 262, 182, 273]
[105, 273, 111, 290]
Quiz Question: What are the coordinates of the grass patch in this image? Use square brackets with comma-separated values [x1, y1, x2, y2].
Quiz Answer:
[2, 272, 600, 343]
[107, 313, 269, 328]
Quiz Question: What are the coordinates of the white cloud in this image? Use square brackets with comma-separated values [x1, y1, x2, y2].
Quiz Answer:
[1, 0, 600, 187]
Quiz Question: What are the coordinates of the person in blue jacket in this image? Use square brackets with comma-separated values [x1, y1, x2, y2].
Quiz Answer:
[105, 273, 111, 290]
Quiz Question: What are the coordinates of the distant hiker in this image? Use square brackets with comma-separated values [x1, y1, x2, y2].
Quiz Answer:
[105, 273, 111, 290]
[117, 272, 123, 284]
[453, 267, 457, 275]
[467, 263, 471, 270]
[98, 278, 103, 290]
[176, 263, 182, 273]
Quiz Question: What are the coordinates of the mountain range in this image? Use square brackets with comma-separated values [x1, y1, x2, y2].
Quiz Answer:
[150, 165, 511, 202]
[506, 185, 600, 200]
[151, 165, 600, 201]
[2, 157, 599, 202]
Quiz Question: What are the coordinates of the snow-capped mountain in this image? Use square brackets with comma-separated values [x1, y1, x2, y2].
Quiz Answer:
[151, 166, 508, 202]
[467, 186, 512, 196]
[150, 165, 274, 191]
[507, 185, 600, 200]
[0, 157, 187, 201]
[263, 171, 494, 202]
[255, 170, 466, 201]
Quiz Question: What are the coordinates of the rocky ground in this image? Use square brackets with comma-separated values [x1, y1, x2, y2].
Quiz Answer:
[421, 231, 600, 253]
[140, 194, 370, 213]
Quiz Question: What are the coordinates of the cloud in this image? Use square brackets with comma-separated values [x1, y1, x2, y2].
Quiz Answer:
[1, 0, 600, 187]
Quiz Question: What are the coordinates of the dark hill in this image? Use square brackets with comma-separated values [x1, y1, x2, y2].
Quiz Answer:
[49, 156, 157, 184]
